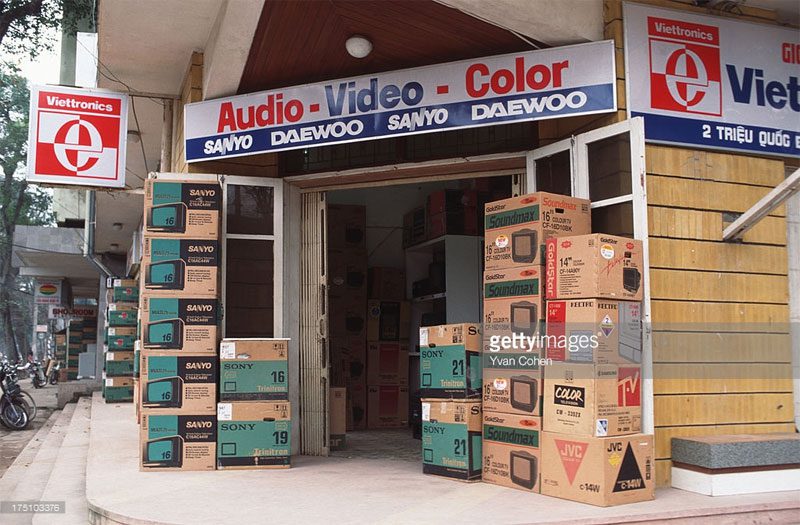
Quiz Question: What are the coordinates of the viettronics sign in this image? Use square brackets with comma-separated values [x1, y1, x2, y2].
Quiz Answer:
[624, 2, 799, 157]
[26, 85, 129, 188]
[184, 41, 616, 162]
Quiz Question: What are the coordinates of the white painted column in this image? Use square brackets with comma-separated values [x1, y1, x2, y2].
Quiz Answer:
[786, 171, 800, 431]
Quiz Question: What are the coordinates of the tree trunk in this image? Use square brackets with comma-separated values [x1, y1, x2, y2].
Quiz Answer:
[0, 274, 19, 361]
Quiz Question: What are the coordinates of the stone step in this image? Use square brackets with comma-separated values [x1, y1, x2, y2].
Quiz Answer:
[5, 403, 77, 525]
[33, 397, 92, 525]
[0, 411, 60, 491]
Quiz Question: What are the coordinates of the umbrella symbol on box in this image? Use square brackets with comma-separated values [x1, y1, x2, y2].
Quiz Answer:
[601, 315, 614, 337]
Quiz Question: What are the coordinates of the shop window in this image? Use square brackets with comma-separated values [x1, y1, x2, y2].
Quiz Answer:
[226, 185, 274, 235]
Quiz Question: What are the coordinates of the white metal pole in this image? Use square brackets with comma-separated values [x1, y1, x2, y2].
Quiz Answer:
[786, 171, 800, 431]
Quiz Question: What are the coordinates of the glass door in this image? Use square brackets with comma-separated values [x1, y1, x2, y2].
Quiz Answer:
[221, 177, 284, 338]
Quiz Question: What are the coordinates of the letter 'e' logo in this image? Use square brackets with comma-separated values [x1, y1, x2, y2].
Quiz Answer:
[647, 16, 722, 116]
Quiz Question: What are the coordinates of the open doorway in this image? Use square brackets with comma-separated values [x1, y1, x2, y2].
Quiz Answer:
[326, 175, 513, 460]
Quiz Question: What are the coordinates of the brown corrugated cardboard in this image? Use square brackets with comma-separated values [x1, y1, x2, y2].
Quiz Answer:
[330, 336, 366, 386]
[368, 267, 406, 300]
[419, 323, 482, 398]
[545, 234, 644, 301]
[218, 338, 289, 401]
[216, 401, 291, 469]
[329, 299, 367, 339]
[541, 432, 655, 506]
[482, 412, 541, 492]
[347, 381, 367, 430]
[366, 341, 409, 385]
[140, 413, 216, 471]
[546, 299, 642, 364]
[138, 295, 218, 354]
[483, 266, 544, 350]
[484, 192, 591, 270]
[544, 362, 642, 437]
[367, 299, 411, 341]
[482, 354, 543, 417]
[328, 204, 366, 252]
[143, 179, 220, 238]
[141, 237, 219, 297]
[330, 388, 347, 450]
[421, 399, 482, 481]
[367, 385, 409, 428]
[329, 250, 367, 300]
[140, 353, 217, 414]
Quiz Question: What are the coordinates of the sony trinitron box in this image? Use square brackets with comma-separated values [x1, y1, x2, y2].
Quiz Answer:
[419, 323, 482, 398]
[545, 234, 644, 301]
[140, 413, 216, 471]
[219, 339, 289, 401]
[483, 267, 544, 350]
[216, 401, 291, 470]
[484, 192, 591, 271]
[422, 399, 482, 481]
[141, 354, 217, 413]
[142, 237, 219, 297]
[483, 412, 541, 492]
[139, 296, 218, 354]
[541, 432, 654, 506]
[144, 179, 220, 238]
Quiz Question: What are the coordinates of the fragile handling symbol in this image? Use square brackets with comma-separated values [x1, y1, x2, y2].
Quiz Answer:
[53, 118, 103, 172]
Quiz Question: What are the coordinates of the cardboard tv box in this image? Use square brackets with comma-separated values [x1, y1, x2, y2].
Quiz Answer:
[367, 267, 406, 300]
[545, 234, 644, 301]
[140, 353, 217, 414]
[105, 351, 135, 377]
[483, 412, 542, 492]
[541, 432, 655, 506]
[103, 375, 134, 402]
[330, 336, 366, 385]
[544, 362, 642, 437]
[546, 299, 642, 364]
[483, 266, 544, 349]
[328, 204, 366, 252]
[367, 299, 411, 341]
[419, 323, 482, 398]
[143, 179, 220, 238]
[421, 399, 482, 481]
[366, 341, 409, 385]
[347, 381, 367, 431]
[482, 350, 543, 417]
[106, 326, 136, 350]
[367, 385, 409, 428]
[219, 338, 289, 401]
[141, 237, 219, 297]
[107, 303, 137, 327]
[216, 401, 291, 469]
[330, 387, 347, 450]
[328, 249, 367, 300]
[110, 278, 139, 303]
[329, 299, 367, 340]
[140, 413, 216, 471]
[484, 192, 591, 270]
[139, 295, 218, 354]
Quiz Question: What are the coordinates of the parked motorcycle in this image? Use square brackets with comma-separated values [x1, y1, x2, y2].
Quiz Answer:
[47, 360, 61, 385]
[16, 361, 47, 389]
[0, 360, 31, 430]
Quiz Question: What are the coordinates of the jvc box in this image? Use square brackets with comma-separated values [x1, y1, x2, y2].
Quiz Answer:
[140, 353, 217, 413]
[419, 323, 482, 398]
[422, 399, 482, 481]
[144, 179, 220, 238]
[483, 413, 541, 492]
[366, 341, 409, 385]
[141, 237, 219, 297]
[140, 413, 216, 471]
[546, 299, 642, 364]
[541, 432, 654, 506]
[483, 266, 544, 349]
[216, 401, 291, 469]
[219, 338, 289, 401]
[482, 351, 543, 417]
[545, 234, 644, 301]
[544, 362, 642, 437]
[484, 192, 591, 270]
[139, 296, 218, 354]
[367, 385, 409, 428]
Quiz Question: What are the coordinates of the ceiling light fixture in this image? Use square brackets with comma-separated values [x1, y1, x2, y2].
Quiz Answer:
[346, 35, 372, 59]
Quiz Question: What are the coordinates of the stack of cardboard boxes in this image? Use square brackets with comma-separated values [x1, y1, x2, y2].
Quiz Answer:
[217, 338, 291, 469]
[103, 279, 139, 401]
[419, 322, 483, 481]
[481, 192, 592, 492]
[541, 233, 655, 506]
[327, 205, 368, 431]
[138, 178, 221, 471]
[366, 268, 410, 429]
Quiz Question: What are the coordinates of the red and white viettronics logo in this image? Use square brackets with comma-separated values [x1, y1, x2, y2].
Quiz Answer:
[647, 16, 722, 116]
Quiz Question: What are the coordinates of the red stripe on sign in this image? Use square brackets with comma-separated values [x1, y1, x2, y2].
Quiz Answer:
[546, 301, 567, 361]
[310, 103, 320, 112]
[545, 238, 557, 300]
[436, 85, 449, 94]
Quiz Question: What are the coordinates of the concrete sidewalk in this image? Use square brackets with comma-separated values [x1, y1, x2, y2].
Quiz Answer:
[86, 394, 800, 525]
[0, 384, 57, 477]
